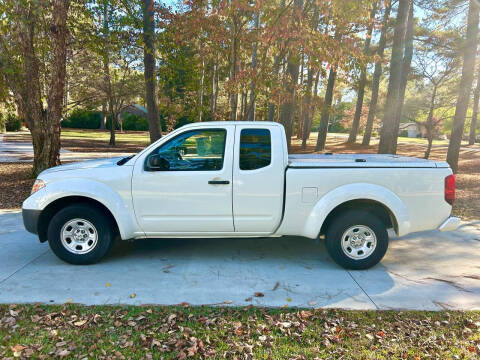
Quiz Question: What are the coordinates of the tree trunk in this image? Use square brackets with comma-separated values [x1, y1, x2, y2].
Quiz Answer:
[229, 23, 239, 121]
[307, 70, 320, 137]
[469, 66, 480, 145]
[315, 66, 337, 151]
[363, 0, 392, 146]
[267, 0, 286, 123]
[425, 138, 433, 159]
[109, 111, 116, 146]
[103, 0, 115, 146]
[198, 54, 205, 121]
[296, 52, 305, 139]
[447, 0, 479, 172]
[36, 0, 70, 175]
[100, 102, 106, 129]
[377, 0, 410, 154]
[301, 61, 314, 149]
[211, 60, 217, 119]
[241, 90, 247, 120]
[143, 0, 161, 142]
[424, 85, 437, 159]
[247, 10, 259, 121]
[280, 60, 300, 149]
[392, 0, 414, 153]
[279, 0, 303, 149]
[348, 1, 377, 143]
[267, 55, 282, 122]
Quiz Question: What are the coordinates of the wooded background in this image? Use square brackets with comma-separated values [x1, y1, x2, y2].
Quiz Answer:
[0, 0, 479, 175]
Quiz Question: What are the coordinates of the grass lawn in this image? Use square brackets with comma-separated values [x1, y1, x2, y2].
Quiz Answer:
[1, 304, 480, 359]
[61, 129, 151, 144]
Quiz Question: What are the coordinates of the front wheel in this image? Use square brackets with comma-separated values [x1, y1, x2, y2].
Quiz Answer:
[325, 210, 388, 270]
[47, 204, 115, 265]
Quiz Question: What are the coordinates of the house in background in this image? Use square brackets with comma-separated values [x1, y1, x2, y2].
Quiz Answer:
[398, 122, 425, 138]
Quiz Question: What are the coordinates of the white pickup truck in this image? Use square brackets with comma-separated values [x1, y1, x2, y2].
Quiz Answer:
[23, 121, 460, 269]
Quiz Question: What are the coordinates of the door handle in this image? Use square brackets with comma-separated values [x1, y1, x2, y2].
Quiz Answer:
[208, 180, 230, 185]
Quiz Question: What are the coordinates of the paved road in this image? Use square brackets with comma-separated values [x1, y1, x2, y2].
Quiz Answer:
[0, 134, 133, 162]
[1, 210, 479, 309]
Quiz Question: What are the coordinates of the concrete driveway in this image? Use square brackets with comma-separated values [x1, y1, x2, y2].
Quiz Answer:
[0, 134, 133, 162]
[1, 210, 479, 310]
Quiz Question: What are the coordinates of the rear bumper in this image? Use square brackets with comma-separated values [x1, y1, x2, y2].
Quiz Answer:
[438, 216, 461, 232]
[22, 208, 42, 235]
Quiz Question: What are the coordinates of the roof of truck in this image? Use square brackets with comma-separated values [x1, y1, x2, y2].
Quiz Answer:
[184, 121, 283, 127]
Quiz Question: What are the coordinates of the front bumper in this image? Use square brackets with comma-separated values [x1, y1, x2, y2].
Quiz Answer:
[438, 216, 461, 232]
[22, 208, 42, 235]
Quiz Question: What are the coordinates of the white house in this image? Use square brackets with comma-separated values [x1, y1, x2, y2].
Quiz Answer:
[398, 122, 421, 138]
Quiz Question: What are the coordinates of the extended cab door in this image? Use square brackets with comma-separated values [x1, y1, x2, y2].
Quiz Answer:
[132, 125, 234, 235]
[232, 124, 286, 233]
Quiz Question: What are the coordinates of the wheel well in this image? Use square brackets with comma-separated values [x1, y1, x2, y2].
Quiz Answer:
[319, 199, 397, 236]
[37, 196, 120, 243]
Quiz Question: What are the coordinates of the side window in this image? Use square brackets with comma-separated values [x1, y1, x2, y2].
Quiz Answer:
[239, 129, 271, 170]
[149, 129, 226, 171]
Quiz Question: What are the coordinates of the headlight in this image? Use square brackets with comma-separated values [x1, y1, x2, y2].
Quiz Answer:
[31, 179, 45, 194]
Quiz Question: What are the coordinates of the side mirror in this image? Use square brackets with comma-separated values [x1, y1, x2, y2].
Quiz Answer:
[147, 154, 170, 171]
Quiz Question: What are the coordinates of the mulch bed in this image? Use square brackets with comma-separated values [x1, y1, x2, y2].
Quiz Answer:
[0, 162, 35, 210]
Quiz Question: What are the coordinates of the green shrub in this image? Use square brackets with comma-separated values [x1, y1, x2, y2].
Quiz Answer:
[62, 109, 101, 129]
[122, 113, 149, 131]
[174, 116, 194, 129]
[5, 113, 22, 131]
[105, 115, 120, 130]
[399, 130, 408, 137]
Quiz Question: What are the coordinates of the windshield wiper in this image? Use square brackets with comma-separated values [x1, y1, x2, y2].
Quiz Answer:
[117, 155, 134, 166]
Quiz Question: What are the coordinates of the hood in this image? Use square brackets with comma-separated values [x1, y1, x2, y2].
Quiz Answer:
[40, 157, 126, 175]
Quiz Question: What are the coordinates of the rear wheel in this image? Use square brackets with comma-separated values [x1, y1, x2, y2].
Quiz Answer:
[325, 210, 388, 270]
[47, 204, 115, 265]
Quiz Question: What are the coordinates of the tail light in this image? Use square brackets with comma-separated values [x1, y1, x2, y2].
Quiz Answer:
[445, 174, 455, 205]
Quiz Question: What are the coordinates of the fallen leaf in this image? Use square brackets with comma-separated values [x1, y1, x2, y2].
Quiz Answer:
[58, 349, 71, 357]
[10, 345, 25, 353]
[254, 292, 264, 297]
[286, 297, 291, 302]
[106, 283, 111, 287]
[74, 320, 87, 327]
[130, 293, 136, 299]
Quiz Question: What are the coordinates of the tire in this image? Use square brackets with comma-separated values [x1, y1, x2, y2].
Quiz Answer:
[47, 204, 116, 265]
[325, 209, 388, 270]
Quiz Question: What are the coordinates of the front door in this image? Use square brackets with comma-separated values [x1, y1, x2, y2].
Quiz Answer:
[132, 126, 234, 235]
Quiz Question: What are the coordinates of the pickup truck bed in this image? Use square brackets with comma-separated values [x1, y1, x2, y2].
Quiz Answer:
[288, 154, 449, 168]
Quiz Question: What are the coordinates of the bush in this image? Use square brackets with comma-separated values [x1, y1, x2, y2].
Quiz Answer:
[5, 113, 22, 131]
[174, 116, 194, 129]
[399, 130, 409, 137]
[122, 113, 149, 131]
[62, 109, 101, 129]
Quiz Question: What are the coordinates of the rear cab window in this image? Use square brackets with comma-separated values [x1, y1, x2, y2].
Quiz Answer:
[239, 129, 271, 170]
